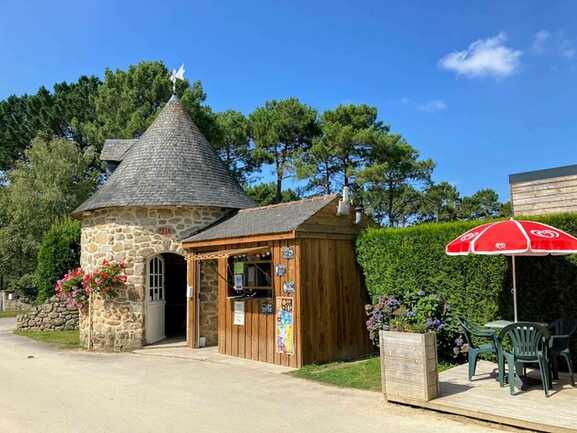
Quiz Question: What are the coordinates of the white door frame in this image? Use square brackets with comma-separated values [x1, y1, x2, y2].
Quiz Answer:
[145, 255, 166, 344]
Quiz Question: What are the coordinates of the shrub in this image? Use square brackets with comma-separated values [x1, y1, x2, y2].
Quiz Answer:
[365, 292, 451, 355]
[35, 218, 81, 302]
[356, 213, 577, 360]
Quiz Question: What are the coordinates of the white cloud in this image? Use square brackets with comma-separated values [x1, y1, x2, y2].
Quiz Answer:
[531, 30, 575, 59]
[439, 32, 522, 78]
[417, 99, 447, 112]
[532, 30, 551, 54]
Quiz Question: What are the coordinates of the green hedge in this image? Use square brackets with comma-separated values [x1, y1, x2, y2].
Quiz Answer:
[356, 214, 577, 353]
[34, 218, 81, 302]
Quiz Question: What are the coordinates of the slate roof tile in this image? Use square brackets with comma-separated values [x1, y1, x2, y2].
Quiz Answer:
[100, 139, 138, 162]
[182, 194, 338, 242]
[73, 95, 255, 215]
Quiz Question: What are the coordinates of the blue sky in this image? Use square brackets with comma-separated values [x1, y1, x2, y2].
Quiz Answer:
[1, 1, 576, 201]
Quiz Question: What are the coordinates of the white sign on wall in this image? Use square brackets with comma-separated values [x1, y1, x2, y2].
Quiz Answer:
[233, 301, 245, 326]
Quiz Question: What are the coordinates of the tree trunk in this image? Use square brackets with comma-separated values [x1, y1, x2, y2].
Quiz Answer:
[342, 157, 349, 189]
[275, 159, 283, 204]
[387, 182, 395, 227]
[324, 163, 331, 194]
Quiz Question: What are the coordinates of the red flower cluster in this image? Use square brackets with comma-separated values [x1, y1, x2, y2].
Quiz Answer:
[55, 268, 87, 309]
[54, 260, 128, 309]
[83, 260, 128, 300]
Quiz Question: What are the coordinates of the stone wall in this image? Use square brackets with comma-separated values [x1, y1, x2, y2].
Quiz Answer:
[16, 296, 78, 331]
[79, 206, 227, 351]
[199, 260, 218, 346]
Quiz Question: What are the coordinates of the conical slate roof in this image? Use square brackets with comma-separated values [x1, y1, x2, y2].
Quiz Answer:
[73, 95, 255, 215]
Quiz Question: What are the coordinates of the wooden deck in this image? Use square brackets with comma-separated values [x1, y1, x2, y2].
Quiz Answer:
[393, 361, 577, 433]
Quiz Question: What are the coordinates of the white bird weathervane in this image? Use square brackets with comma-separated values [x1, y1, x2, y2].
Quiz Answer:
[170, 64, 185, 94]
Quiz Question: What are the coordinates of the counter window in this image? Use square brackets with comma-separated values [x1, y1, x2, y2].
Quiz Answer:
[228, 250, 272, 299]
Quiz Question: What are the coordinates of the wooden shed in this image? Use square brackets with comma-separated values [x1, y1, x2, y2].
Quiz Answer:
[182, 194, 372, 367]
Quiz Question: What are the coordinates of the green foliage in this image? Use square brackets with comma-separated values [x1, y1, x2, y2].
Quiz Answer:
[0, 138, 97, 295]
[81, 61, 215, 149]
[212, 110, 258, 184]
[459, 188, 502, 220]
[249, 98, 318, 203]
[296, 104, 386, 194]
[35, 219, 81, 302]
[0, 77, 100, 170]
[417, 183, 509, 224]
[357, 134, 434, 226]
[417, 181, 461, 223]
[356, 213, 577, 359]
[244, 182, 301, 206]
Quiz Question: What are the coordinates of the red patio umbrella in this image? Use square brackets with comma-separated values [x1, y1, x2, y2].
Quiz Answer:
[446, 219, 577, 321]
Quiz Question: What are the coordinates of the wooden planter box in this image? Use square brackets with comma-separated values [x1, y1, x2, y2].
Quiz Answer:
[379, 330, 439, 403]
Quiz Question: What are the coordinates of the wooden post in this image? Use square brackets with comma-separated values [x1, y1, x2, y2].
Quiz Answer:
[186, 256, 198, 348]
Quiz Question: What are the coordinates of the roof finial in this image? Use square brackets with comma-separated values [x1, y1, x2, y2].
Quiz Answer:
[170, 64, 185, 94]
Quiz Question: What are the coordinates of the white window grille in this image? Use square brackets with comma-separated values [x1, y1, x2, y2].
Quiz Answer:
[147, 256, 165, 302]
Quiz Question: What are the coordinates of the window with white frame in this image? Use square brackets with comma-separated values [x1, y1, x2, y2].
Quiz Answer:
[148, 256, 165, 302]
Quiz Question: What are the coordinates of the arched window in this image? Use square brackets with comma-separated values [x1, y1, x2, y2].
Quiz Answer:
[147, 256, 165, 302]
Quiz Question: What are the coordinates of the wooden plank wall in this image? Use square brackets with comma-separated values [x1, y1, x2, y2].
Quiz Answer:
[298, 199, 365, 236]
[216, 239, 300, 367]
[511, 173, 577, 216]
[299, 237, 372, 365]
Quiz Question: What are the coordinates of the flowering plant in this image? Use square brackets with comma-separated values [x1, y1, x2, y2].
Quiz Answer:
[54, 260, 127, 308]
[82, 260, 127, 300]
[55, 268, 88, 309]
[365, 290, 450, 346]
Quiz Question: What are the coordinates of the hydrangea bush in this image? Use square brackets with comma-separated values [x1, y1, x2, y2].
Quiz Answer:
[365, 290, 458, 360]
[55, 260, 127, 308]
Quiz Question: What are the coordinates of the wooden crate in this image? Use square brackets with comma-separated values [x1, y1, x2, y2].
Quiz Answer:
[379, 330, 439, 402]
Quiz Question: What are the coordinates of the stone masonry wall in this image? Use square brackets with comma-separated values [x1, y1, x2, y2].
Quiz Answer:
[199, 260, 218, 346]
[79, 206, 227, 351]
[17, 296, 78, 331]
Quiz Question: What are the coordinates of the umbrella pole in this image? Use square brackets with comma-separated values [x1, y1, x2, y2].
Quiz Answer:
[512, 256, 518, 322]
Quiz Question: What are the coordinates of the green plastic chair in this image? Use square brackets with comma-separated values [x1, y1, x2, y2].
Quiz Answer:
[548, 318, 577, 386]
[457, 317, 497, 381]
[497, 322, 552, 397]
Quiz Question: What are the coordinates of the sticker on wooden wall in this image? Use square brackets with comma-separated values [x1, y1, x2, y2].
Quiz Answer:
[281, 247, 294, 260]
[276, 297, 294, 354]
[275, 264, 287, 276]
[233, 261, 244, 274]
[261, 302, 273, 315]
[282, 281, 295, 293]
[234, 274, 243, 291]
[233, 301, 245, 326]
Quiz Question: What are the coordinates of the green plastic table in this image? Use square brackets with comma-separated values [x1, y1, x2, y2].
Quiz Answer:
[484, 320, 513, 329]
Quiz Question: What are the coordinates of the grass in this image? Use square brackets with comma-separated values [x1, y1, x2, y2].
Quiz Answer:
[290, 357, 383, 391]
[0, 311, 19, 318]
[14, 330, 80, 347]
[289, 357, 458, 392]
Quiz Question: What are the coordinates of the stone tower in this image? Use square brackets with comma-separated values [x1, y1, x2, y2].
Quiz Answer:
[72, 95, 254, 351]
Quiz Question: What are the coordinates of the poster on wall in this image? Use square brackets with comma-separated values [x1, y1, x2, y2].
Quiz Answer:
[276, 297, 294, 354]
[234, 301, 245, 326]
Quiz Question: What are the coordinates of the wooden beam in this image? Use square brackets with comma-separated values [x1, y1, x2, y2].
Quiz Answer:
[186, 256, 199, 348]
[182, 231, 295, 249]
